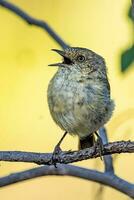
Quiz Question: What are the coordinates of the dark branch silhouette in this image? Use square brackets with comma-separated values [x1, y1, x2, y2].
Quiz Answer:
[0, 0, 69, 49]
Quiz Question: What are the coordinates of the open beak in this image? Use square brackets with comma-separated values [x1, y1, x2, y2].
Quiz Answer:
[48, 49, 73, 67]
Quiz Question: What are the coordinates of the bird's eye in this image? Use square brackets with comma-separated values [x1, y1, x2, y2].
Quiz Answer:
[77, 55, 85, 62]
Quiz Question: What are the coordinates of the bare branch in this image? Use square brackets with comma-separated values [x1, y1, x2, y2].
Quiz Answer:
[0, 0, 69, 49]
[0, 140, 134, 165]
[0, 164, 134, 198]
[99, 127, 114, 174]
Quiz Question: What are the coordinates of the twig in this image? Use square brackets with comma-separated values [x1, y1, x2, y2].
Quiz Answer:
[0, 0, 69, 49]
[0, 140, 134, 165]
[99, 127, 114, 174]
[0, 164, 134, 198]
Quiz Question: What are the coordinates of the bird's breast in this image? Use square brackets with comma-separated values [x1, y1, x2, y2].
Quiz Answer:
[47, 69, 113, 136]
[48, 71, 79, 113]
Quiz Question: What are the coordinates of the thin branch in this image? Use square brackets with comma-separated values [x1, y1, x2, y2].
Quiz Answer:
[0, 164, 134, 198]
[0, 140, 134, 165]
[0, 0, 69, 49]
[99, 127, 114, 174]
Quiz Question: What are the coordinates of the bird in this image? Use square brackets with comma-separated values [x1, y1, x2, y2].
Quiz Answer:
[47, 47, 114, 157]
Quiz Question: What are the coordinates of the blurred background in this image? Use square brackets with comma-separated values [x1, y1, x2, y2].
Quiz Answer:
[0, 0, 134, 199]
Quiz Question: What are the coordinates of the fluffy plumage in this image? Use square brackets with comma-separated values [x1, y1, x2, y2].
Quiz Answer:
[47, 47, 114, 148]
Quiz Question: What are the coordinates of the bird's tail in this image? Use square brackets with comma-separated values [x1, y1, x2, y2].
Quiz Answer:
[78, 134, 95, 150]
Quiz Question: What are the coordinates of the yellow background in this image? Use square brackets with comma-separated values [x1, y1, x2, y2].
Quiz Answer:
[0, 0, 134, 199]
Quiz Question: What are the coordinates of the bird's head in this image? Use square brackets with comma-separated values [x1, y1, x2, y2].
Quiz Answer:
[49, 47, 107, 76]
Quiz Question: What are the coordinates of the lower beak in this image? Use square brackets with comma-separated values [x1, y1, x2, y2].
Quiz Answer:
[48, 63, 65, 67]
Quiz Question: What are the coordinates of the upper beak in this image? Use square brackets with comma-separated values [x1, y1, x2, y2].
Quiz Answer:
[48, 49, 67, 67]
[51, 49, 66, 57]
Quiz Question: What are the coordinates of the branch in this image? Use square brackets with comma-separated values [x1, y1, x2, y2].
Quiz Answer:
[99, 127, 114, 174]
[0, 141, 134, 165]
[97, 128, 115, 199]
[0, 0, 69, 49]
[0, 164, 134, 198]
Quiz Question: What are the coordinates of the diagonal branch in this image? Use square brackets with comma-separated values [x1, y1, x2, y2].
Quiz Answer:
[0, 0, 69, 49]
[0, 140, 134, 165]
[0, 164, 134, 198]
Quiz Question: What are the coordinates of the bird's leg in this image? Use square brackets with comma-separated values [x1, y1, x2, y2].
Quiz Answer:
[53, 131, 68, 153]
[94, 131, 104, 160]
[51, 131, 68, 167]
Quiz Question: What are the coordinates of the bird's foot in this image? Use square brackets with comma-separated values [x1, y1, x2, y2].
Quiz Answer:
[51, 145, 62, 167]
[51, 131, 68, 167]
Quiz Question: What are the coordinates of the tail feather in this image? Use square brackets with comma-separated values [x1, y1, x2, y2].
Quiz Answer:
[78, 134, 95, 150]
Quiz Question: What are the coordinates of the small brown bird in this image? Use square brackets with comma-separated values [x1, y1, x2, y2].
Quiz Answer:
[47, 47, 114, 154]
